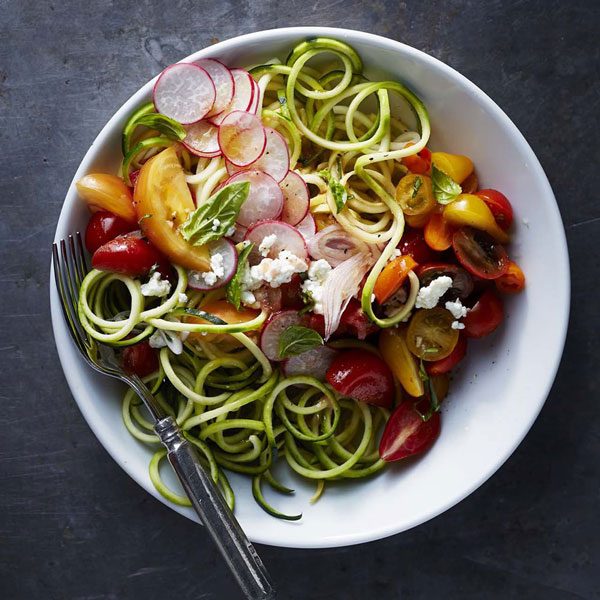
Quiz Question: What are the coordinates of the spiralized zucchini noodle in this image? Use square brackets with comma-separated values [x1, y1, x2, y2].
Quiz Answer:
[79, 37, 432, 519]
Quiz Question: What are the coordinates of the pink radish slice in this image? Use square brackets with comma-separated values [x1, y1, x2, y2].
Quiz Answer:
[247, 79, 261, 115]
[280, 171, 310, 226]
[229, 224, 248, 244]
[244, 220, 308, 262]
[296, 213, 317, 240]
[183, 121, 221, 157]
[209, 69, 255, 125]
[218, 111, 266, 167]
[187, 238, 237, 290]
[226, 127, 290, 182]
[259, 310, 302, 361]
[224, 171, 283, 227]
[153, 63, 216, 125]
[283, 346, 338, 380]
[194, 59, 235, 117]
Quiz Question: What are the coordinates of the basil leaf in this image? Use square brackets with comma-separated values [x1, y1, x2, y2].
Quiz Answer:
[180, 182, 250, 247]
[226, 243, 254, 311]
[278, 325, 324, 359]
[135, 113, 187, 142]
[318, 169, 348, 212]
[411, 176, 423, 198]
[432, 163, 462, 205]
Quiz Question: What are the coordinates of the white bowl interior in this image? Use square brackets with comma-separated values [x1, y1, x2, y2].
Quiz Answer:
[51, 27, 569, 548]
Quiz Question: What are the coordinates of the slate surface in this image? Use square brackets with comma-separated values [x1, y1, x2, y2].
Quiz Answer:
[1, 1, 598, 598]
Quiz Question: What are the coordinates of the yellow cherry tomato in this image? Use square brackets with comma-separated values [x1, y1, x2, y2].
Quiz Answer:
[379, 327, 424, 397]
[406, 308, 459, 361]
[395, 174, 436, 216]
[431, 152, 474, 184]
[443, 194, 510, 244]
[76, 174, 137, 223]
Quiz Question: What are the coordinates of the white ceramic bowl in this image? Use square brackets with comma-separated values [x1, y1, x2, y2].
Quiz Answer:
[50, 27, 569, 549]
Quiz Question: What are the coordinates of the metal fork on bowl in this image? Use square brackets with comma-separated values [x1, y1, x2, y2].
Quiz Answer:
[52, 233, 276, 600]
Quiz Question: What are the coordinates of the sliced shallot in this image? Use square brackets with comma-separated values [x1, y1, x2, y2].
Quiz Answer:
[280, 171, 310, 226]
[308, 224, 370, 267]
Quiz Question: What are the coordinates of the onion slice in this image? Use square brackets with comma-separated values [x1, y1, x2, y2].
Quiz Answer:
[308, 224, 370, 267]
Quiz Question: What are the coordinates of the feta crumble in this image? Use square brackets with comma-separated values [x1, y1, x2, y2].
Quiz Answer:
[388, 248, 402, 262]
[225, 225, 236, 237]
[141, 272, 171, 297]
[451, 321, 466, 330]
[415, 276, 453, 309]
[178, 292, 188, 305]
[211, 218, 221, 232]
[149, 328, 189, 355]
[301, 259, 332, 314]
[258, 234, 278, 257]
[201, 252, 225, 287]
[445, 298, 468, 320]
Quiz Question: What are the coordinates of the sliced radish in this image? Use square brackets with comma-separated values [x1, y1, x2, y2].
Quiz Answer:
[259, 310, 302, 362]
[247, 79, 261, 115]
[296, 213, 317, 240]
[227, 128, 290, 183]
[224, 171, 283, 227]
[194, 59, 235, 118]
[283, 346, 338, 380]
[183, 121, 221, 157]
[218, 111, 266, 167]
[153, 63, 216, 125]
[244, 220, 308, 262]
[280, 171, 310, 226]
[187, 238, 237, 290]
[209, 69, 255, 125]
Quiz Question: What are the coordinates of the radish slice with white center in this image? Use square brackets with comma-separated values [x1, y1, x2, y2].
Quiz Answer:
[218, 111, 266, 167]
[153, 63, 216, 124]
[244, 220, 308, 262]
[280, 171, 310, 226]
[296, 213, 317, 240]
[259, 310, 302, 361]
[247, 79, 261, 115]
[226, 127, 290, 182]
[283, 346, 338, 380]
[224, 171, 283, 227]
[183, 121, 221, 157]
[209, 69, 255, 125]
[194, 59, 235, 117]
[187, 238, 237, 290]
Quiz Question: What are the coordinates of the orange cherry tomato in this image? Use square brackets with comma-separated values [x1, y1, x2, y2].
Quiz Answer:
[373, 255, 418, 304]
[495, 260, 526, 293]
[476, 189, 514, 230]
[424, 211, 456, 251]
[405, 212, 431, 228]
[76, 173, 137, 223]
[401, 146, 432, 175]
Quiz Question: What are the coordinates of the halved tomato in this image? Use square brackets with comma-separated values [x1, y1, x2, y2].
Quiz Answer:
[452, 227, 508, 280]
[406, 308, 459, 361]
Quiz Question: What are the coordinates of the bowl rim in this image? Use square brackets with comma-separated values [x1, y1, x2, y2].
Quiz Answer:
[50, 26, 570, 548]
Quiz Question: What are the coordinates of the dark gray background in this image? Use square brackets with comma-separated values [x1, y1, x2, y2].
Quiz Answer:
[1, 1, 598, 598]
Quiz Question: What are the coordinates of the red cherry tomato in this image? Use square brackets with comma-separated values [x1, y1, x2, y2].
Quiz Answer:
[84, 211, 137, 253]
[398, 228, 438, 264]
[401, 146, 432, 175]
[462, 289, 504, 338]
[426, 334, 467, 375]
[326, 349, 395, 408]
[379, 397, 441, 461]
[495, 260, 526, 294]
[121, 341, 159, 377]
[476, 189, 513, 230]
[280, 274, 304, 310]
[452, 227, 509, 280]
[92, 234, 166, 276]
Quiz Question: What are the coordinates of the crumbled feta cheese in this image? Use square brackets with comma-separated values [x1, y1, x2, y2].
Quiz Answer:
[388, 248, 401, 262]
[201, 252, 225, 287]
[249, 251, 308, 288]
[415, 276, 453, 309]
[149, 329, 167, 349]
[522, 217, 529, 227]
[371, 293, 376, 303]
[211, 218, 221, 231]
[178, 293, 188, 305]
[241, 290, 257, 306]
[258, 234, 278, 257]
[141, 272, 171, 297]
[301, 259, 332, 314]
[225, 225, 236, 237]
[451, 321, 465, 330]
[445, 298, 468, 320]
[149, 328, 186, 355]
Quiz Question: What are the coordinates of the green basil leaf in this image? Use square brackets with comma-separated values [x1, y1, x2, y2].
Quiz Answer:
[318, 169, 348, 212]
[135, 113, 187, 142]
[411, 176, 423, 198]
[180, 182, 250, 247]
[278, 325, 324, 359]
[432, 163, 462, 205]
[226, 243, 254, 311]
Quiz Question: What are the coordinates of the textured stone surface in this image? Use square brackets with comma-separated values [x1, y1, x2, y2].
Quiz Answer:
[1, 1, 599, 598]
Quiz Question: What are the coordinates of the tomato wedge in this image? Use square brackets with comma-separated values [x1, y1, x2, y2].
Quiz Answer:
[476, 189, 513, 230]
[373, 255, 417, 304]
[85, 211, 136, 253]
[452, 227, 509, 280]
[424, 210, 455, 251]
[379, 327, 424, 397]
[462, 289, 504, 338]
[91, 234, 166, 276]
[134, 146, 210, 271]
[495, 260, 526, 294]
[401, 146, 432, 175]
[76, 173, 137, 223]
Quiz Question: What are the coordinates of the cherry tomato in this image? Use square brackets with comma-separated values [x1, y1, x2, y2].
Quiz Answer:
[84, 211, 136, 253]
[426, 334, 467, 375]
[462, 289, 504, 338]
[405, 212, 431, 229]
[76, 174, 137, 223]
[121, 341, 159, 377]
[373, 255, 418, 304]
[401, 146, 432, 175]
[476, 189, 513, 230]
[452, 227, 509, 280]
[91, 234, 166, 276]
[417, 262, 474, 300]
[461, 171, 479, 194]
[379, 327, 424, 397]
[424, 210, 456, 251]
[308, 299, 377, 340]
[495, 260, 526, 294]
[395, 174, 436, 216]
[326, 349, 395, 408]
[379, 397, 441, 461]
[431, 152, 474, 184]
[280, 274, 305, 310]
[406, 308, 459, 361]
[398, 228, 438, 264]
[443, 194, 509, 243]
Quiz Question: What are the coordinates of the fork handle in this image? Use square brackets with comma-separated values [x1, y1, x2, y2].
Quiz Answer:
[155, 417, 276, 600]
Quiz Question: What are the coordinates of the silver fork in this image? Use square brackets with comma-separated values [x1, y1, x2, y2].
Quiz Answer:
[52, 233, 276, 600]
